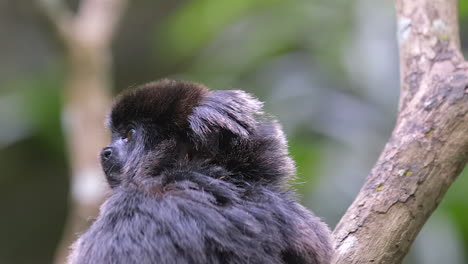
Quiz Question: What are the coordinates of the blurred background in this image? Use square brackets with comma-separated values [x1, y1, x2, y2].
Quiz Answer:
[0, 0, 467, 263]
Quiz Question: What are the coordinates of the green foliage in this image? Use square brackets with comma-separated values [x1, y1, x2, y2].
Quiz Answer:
[0, 67, 67, 264]
[460, 1, 468, 18]
[6, 67, 64, 154]
[157, 0, 352, 77]
[157, 0, 280, 62]
[288, 137, 322, 195]
[441, 168, 468, 248]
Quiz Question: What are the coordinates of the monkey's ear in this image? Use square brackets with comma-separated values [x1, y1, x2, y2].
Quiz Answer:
[188, 90, 263, 142]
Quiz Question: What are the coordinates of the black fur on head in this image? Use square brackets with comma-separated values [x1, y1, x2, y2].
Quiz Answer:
[103, 79, 295, 189]
[110, 80, 209, 132]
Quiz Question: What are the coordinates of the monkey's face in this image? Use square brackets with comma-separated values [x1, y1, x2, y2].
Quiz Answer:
[99, 80, 291, 189]
[100, 123, 144, 188]
[100, 120, 182, 188]
[102, 105, 192, 188]
[99, 80, 209, 189]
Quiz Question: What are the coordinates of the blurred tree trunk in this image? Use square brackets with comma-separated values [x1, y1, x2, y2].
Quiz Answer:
[333, 0, 468, 263]
[36, 0, 127, 263]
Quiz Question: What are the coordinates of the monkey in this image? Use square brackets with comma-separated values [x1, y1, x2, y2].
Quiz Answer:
[68, 79, 333, 264]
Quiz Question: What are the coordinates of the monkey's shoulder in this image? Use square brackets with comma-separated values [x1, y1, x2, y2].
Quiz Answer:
[77, 170, 332, 264]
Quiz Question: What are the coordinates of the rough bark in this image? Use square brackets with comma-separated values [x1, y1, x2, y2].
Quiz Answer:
[36, 0, 127, 263]
[332, 0, 468, 263]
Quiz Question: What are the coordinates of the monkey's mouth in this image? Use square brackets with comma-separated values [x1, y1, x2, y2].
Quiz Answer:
[102, 169, 121, 188]
[101, 160, 123, 188]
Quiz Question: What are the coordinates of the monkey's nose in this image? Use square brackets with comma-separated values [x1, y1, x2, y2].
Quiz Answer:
[101, 147, 113, 160]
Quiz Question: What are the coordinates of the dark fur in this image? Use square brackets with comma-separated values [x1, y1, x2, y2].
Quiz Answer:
[68, 79, 333, 264]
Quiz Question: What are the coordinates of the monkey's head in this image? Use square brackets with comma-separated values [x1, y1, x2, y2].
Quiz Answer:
[101, 80, 295, 189]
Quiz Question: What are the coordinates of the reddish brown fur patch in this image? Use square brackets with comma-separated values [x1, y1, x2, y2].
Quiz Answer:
[110, 79, 209, 129]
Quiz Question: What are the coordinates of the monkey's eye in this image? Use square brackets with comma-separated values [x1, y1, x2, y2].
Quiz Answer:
[122, 128, 136, 142]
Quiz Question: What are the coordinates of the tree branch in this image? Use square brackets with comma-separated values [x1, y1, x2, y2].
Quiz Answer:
[75, 0, 127, 47]
[332, 0, 468, 263]
[396, 0, 463, 111]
